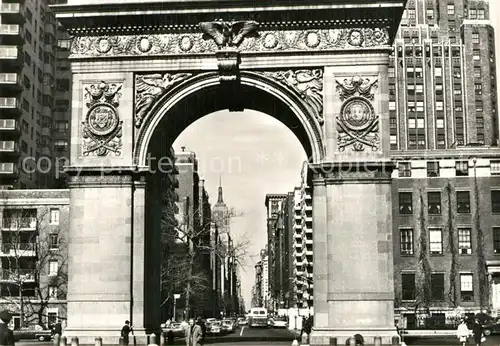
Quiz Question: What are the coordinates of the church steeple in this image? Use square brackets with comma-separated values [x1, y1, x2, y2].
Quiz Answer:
[217, 173, 224, 204]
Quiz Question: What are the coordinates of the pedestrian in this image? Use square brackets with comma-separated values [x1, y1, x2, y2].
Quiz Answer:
[196, 317, 206, 343]
[184, 319, 194, 346]
[0, 310, 15, 346]
[121, 320, 132, 345]
[472, 318, 485, 346]
[299, 316, 306, 339]
[456, 318, 470, 346]
[190, 319, 203, 346]
[52, 320, 62, 336]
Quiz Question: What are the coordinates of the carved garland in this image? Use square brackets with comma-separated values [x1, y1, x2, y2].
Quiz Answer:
[335, 76, 379, 152]
[82, 81, 123, 156]
[70, 28, 390, 58]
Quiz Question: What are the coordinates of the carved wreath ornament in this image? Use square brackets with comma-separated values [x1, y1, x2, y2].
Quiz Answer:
[335, 76, 379, 152]
[82, 81, 123, 156]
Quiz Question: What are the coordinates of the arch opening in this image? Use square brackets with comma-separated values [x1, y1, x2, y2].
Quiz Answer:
[136, 72, 324, 167]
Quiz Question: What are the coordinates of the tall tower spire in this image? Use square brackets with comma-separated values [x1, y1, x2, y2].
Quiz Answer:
[217, 173, 224, 203]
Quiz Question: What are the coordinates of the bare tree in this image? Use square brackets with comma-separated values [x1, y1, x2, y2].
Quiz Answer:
[160, 195, 250, 317]
[0, 196, 67, 327]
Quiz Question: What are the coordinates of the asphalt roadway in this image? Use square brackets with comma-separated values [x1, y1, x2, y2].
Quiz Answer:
[14, 330, 500, 346]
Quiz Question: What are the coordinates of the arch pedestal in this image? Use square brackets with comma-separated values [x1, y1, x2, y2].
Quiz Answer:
[53, 1, 406, 344]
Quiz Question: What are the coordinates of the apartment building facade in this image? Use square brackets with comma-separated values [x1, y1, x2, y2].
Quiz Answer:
[0, 0, 70, 190]
[391, 0, 500, 324]
[0, 189, 68, 329]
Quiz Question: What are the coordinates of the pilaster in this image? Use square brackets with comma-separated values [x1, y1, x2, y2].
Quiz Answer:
[64, 169, 147, 345]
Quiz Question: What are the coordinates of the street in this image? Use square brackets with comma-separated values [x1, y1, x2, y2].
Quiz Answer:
[14, 333, 500, 345]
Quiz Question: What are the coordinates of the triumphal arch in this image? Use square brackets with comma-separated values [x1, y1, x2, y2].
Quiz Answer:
[53, 0, 406, 344]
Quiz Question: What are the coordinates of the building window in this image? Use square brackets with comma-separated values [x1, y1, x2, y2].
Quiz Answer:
[456, 161, 469, 176]
[402, 273, 416, 301]
[475, 83, 483, 94]
[48, 261, 58, 276]
[48, 286, 57, 299]
[436, 101, 444, 111]
[429, 228, 443, 255]
[491, 161, 500, 175]
[474, 67, 481, 78]
[400, 228, 414, 256]
[427, 162, 439, 177]
[428, 192, 441, 214]
[472, 33, 480, 44]
[460, 273, 474, 301]
[50, 209, 59, 224]
[447, 4, 455, 15]
[54, 140, 68, 151]
[399, 192, 413, 215]
[389, 101, 396, 111]
[49, 234, 59, 250]
[457, 191, 471, 213]
[493, 227, 500, 254]
[431, 273, 445, 301]
[398, 162, 411, 177]
[458, 228, 472, 255]
[492, 191, 500, 214]
[476, 100, 483, 112]
[436, 119, 445, 129]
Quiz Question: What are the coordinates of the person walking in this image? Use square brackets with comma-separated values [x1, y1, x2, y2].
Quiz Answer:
[0, 310, 15, 346]
[190, 319, 203, 346]
[121, 320, 132, 345]
[184, 320, 194, 346]
[456, 318, 470, 346]
[472, 318, 484, 346]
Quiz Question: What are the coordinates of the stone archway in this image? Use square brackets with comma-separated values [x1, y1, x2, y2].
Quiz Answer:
[53, 1, 406, 345]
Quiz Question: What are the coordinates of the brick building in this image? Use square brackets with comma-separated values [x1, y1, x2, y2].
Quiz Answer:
[391, 0, 500, 325]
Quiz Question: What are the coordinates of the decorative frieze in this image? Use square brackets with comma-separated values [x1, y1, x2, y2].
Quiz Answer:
[70, 28, 390, 58]
[82, 81, 123, 157]
[310, 163, 393, 182]
[66, 174, 133, 186]
[335, 76, 379, 152]
[135, 73, 193, 128]
[260, 69, 324, 125]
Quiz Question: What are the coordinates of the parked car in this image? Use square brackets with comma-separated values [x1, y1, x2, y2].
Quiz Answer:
[221, 319, 235, 333]
[482, 318, 500, 336]
[14, 325, 52, 341]
[208, 321, 223, 335]
[162, 322, 185, 337]
[238, 317, 247, 325]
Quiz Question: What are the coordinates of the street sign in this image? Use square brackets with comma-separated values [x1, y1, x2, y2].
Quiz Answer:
[173, 294, 180, 299]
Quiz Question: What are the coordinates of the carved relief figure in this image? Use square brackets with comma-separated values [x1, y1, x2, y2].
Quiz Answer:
[199, 20, 259, 49]
[135, 73, 193, 128]
[82, 81, 123, 156]
[263, 69, 324, 124]
[336, 76, 379, 152]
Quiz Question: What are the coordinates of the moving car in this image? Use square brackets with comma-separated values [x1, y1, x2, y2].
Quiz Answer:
[482, 318, 500, 336]
[14, 325, 52, 341]
[270, 317, 288, 328]
[238, 317, 247, 325]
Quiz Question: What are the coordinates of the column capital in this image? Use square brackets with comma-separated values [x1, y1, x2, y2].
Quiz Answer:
[66, 166, 148, 187]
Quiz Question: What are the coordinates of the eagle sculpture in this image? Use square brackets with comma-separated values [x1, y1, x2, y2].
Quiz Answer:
[199, 20, 258, 48]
